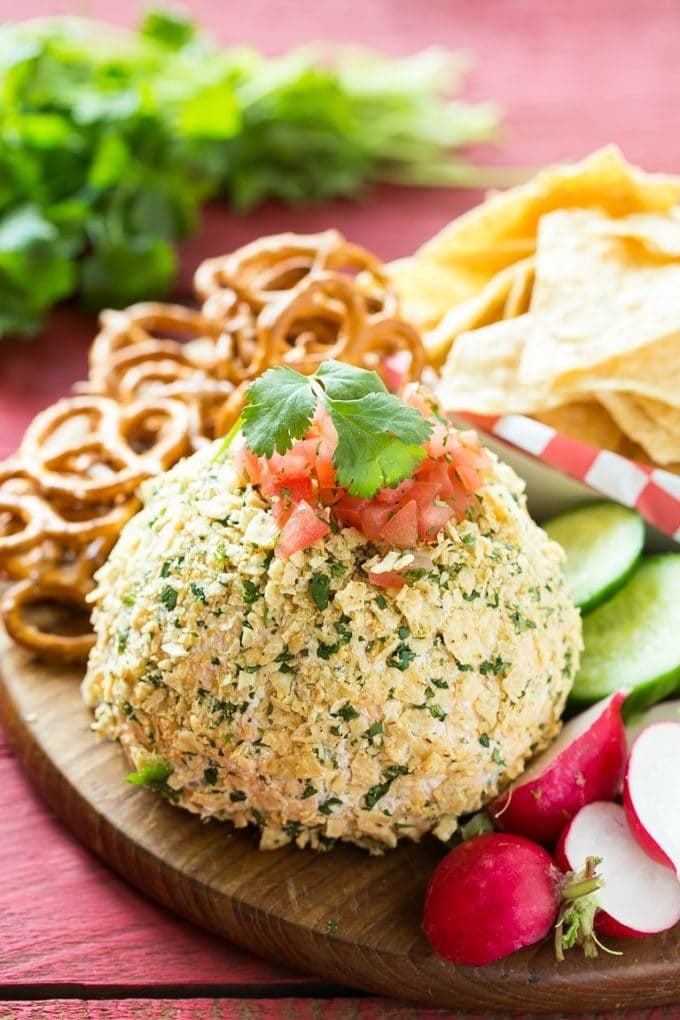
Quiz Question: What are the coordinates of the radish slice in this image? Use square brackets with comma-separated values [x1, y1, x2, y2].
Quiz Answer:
[556, 801, 680, 938]
[624, 721, 680, 877]
[490, 692, 627, 846]
[626, 699, 680, 748]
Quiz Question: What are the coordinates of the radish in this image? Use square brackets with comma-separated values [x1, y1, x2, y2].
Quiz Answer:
[623, 721, 680, 877]
[556, 801, 680, 938]
[422, 832, 603, 967]
[626, 699, 680, 747]
[489, 692, 627, 846]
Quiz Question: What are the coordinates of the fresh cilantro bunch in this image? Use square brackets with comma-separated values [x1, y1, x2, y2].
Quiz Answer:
[239, 361, 433, 498]
[0, 8, 503, 338]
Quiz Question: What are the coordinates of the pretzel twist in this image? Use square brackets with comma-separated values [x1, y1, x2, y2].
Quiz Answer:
[18, 395, 190, 503]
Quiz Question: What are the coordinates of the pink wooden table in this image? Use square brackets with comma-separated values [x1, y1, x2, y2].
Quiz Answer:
[2, 2, 680, 1016]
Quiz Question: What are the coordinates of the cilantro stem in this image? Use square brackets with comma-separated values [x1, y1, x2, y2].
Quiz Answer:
[213, 416, 243, 463]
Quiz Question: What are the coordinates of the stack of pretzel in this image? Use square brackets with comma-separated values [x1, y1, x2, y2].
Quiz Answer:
[0, 230, 426, 662]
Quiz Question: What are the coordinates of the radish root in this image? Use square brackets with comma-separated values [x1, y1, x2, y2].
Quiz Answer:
[554, 855, 618, 961]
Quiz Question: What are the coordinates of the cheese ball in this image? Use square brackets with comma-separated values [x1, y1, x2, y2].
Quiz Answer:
[83, 443, 582, 852]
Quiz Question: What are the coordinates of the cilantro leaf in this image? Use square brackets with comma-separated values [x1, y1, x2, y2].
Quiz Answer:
[315, 361, 387, 400]
[241, 366, 317, 457]
[0, 18, 502, 339]
[326, 393, 431, 497]
[239, 361, 433, 497]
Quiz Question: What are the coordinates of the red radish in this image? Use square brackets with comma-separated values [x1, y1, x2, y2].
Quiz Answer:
[623, 721, 680, 877]
[626, 699, 680, 748]
[490, 692, 627, 846]
[423, 832, 602, 967]
[556, 801, 680, 938]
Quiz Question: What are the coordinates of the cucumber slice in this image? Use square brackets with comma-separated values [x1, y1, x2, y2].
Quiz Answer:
[570, 555, 680, 715]
[543, 502, 644, 613]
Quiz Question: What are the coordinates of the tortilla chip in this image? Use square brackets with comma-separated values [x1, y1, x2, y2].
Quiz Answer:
[424, 257, 534, 364]
[520, 208, 680, 384]
[589, 210, 680, 258]
[503, 257, 535, 319]
[390, 146, 680, 342]
[438, 315, 558, 414]
[617, 438, 680, 475]
[554, 330, 680, 408]
[596, 392, 680, 465]
[533, 400, 626, 451]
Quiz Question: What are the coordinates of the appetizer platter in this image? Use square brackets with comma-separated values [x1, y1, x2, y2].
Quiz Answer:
[1, 148, 680, 1013]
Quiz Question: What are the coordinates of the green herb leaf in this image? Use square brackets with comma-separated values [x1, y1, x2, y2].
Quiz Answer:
[310, 572, 331, 611]
[325, 393, 430, 497]
[159, 585, 178, 611]
[315, 360, 387, 400]
[0, 19, 502, 339]
[126, 760, 173, 788]
[241, 362, 431, 498]
[241, 367, 317, 458]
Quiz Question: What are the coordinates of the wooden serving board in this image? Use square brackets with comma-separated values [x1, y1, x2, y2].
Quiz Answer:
[1, 627, 679, 1014]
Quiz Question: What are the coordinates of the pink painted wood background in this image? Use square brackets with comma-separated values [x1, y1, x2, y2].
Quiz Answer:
[1, 0, 680, 1015]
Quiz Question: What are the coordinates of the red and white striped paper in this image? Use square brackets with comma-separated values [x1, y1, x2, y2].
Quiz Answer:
[466, 413, 680, 542]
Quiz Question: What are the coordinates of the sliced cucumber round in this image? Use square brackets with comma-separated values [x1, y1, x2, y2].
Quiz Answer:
[570, 555, 680, 715]
[543, 501, 644, 613]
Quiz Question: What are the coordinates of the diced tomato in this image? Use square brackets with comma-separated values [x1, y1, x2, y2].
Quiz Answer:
[375, 479, 413, 505]
[248, 384, 491, 560]
[358, 503, 394, 540]
[315, 456, 337, 490]
[334, 493, 369, 531]
[368, 569, 408, 589]
[267, 447, 313, 480]
[275, 500, 330, 558]
[450, 439, 491, 490]
[379, 499, 418, 548]
[334, 505, 363, 530]
[402, 381, 443, 420]
[237, 448, 263, 486]
[425, 423, 458, 460]
[416, 459, 455, 498]
[270, 474, 315, 525]
[417, 501, 455, 542]
[408, 481, 441, 510]
[380, 350, 411, 392]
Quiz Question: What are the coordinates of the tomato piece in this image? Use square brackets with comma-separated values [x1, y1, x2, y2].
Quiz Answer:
[237, 448, 263, 486]
[408, 481, 441, 510]
[375, 479, 413, 506]
[358, 503, 394, 540]
[334, 493, 368, 530]
[379, 500, 418, 548]
[450, 447, 490, 491]
[417, 501, 455, 542]
[267, 447, 313, 480]
[402, 381, 443, 420]
[275, 500, 330, 558]
[334, 506, 363, 530]
[380, 350, 411, 392]
[270, 475, 315, 525]
[416, 459, 455, 498]
[368, 569, 408, 589]
[426, 424, 459, 460]
[315, 456, 337, 490]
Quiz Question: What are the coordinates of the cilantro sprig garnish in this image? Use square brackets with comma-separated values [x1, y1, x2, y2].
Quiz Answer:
[233, 361, 433, 499]
[0, 13, 503, 339]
